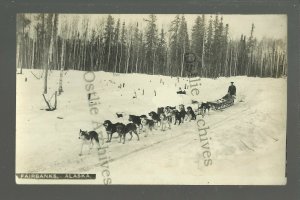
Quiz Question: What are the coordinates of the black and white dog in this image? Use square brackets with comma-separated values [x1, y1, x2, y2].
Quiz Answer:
[172, 110, 183, 125]
[78, 129, 101, 156]
[103, 120, 121, 142]
[116, 123, 140, 144]
[186, 106, 197, 121]
[199, 102, 211, 117]
[140, 115, 155, 136]
[148, 111, 161, 127]
[128, 115, 142, 130]
[164, 106, 174, 123]
[159, 112, 171, 131]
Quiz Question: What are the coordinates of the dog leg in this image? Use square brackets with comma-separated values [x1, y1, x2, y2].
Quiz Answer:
[106, 133, 111, 143]
[119, 133, 122, 143]
[88, 141, 93, 154]
[79, 143, 84, 156]
[95, 135, 102, 149]
[129, 132, 133, 140]
[96, 141, 101, 150]
[123, 134, 126, 144]
[134, 130, 139, 141]
[161, 123, 165, 131]
[137, 126, 141, 134]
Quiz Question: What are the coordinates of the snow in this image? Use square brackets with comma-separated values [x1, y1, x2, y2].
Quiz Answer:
[16, 69, 286, 185]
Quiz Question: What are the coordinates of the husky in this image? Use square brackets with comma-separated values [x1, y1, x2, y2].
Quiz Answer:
[148, 111, 161, 127]
[140, 116, 155, 137]
[178, 104, 187, 122]
[128, 115, 142, 130]
[103, 120, 122, 142]
[172, 109, 183, 125]
[186, 106, 197, 121]
[199, 102, 211, 117]
[116, 123, 140, 144]
[164, 106, 174, 123]
[160, 113, 171, 131]
[78, 129, 101, 156]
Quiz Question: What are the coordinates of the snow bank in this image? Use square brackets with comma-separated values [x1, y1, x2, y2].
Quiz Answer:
[16, 69, 287, 185]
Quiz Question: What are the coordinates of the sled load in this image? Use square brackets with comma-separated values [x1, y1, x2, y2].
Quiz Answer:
[208, 94, 235, 110]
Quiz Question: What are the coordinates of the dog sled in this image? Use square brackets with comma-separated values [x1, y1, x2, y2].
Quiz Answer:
[208, 94, 235, 110]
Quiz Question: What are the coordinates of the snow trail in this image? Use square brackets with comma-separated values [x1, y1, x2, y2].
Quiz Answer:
[16, 69, 286, 184]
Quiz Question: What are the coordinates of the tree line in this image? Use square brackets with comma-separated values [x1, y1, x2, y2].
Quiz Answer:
[17, 14, 287, 78]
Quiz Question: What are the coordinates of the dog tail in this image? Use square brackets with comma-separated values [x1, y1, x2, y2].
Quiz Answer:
[94, 134, 100, 143]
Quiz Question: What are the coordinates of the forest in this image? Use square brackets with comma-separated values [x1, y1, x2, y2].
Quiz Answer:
[17, 14, 287, 78]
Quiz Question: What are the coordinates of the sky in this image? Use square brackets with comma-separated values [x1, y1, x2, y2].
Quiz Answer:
[27, 14, 287, 41]
[85, 14, 286, 40]
[102, 14, 287, 40]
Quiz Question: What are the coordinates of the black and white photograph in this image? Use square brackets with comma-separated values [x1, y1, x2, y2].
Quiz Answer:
[16, 13, 287, 185]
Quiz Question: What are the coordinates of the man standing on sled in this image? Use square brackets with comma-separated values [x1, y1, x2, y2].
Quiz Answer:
[222, 82, 236, 100]
[228, 81, 236, 96]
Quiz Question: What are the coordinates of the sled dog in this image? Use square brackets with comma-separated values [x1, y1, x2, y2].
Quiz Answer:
[78, 129, 101, 156]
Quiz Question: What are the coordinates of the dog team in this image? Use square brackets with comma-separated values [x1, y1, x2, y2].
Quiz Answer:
[78, 102, 211, 155]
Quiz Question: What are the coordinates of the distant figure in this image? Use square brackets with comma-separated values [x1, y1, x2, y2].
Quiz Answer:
[177, 87, 182, 94]
[228, 82, 236, 96]
[177, 87, 186, 95]
[123, 83, 125, 88]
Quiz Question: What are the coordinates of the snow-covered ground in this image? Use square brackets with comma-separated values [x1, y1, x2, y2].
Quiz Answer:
[16, 69, 287, 185]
